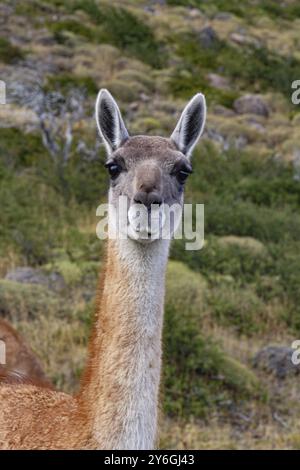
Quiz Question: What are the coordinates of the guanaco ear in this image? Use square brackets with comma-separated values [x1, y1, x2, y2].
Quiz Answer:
[95, 89, 129, 155]
[170, 93, 206, 158]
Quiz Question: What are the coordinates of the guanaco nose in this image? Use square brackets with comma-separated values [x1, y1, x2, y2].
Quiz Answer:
[134, 190, 162, 209]
[133, 164, 163, 210]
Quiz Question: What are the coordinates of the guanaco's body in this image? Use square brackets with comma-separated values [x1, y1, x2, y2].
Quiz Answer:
[0, 90, 206, 449]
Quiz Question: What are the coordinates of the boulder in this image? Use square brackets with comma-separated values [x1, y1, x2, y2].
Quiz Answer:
[189, 8, 203, 19]
[5, 267, 65, 292]
[214, 12, 232, 21]
[230, 33, 260, 47]
[207, 73, 230, 90]
[213, 105, 236, 117]
[233, 94, 270, 117]
[253, 346, 300, 379]
[5, 267, 48, 285]
[198, 26, 219, 48]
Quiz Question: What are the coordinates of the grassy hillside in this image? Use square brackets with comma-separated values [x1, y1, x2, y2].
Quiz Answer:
[1, 0, 300, 449]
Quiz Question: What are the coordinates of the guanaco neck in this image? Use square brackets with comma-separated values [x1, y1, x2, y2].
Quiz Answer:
[79, 236, 170, 449]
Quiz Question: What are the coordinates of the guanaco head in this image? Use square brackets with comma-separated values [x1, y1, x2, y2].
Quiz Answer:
[95, 89, 206, 243]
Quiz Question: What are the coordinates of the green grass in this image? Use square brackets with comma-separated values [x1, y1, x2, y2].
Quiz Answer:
[0, 128, 106, 264]
[46, 73, 98, 95]
[0, 280, 66, 321]
[70, 2, 165, 67]
[163, 261, 263, 417]
[2, 0, 300, 441]
[170, 32, 300, 102]
[0, 128, 45, 169]
[0, 37, 24, 64]
[166, 0, 300, 20]
[48, 19, 96, 42]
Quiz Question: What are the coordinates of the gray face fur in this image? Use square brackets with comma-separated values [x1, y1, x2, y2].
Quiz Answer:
[95, 89, 206, 243]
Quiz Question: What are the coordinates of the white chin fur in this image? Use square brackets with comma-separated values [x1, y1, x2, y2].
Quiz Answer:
[127, 224, 160, 244]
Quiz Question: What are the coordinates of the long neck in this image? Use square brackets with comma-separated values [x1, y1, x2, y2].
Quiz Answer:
[79, 236, 170, 449]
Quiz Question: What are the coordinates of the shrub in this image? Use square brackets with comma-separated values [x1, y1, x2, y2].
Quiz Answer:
[171, 236, 272, 284]
[0, 37, 24, 64]
[0, 173, 77, 264]
[207, 283, 268, 335]
[72, 2, 164, 67]
[49, 19, 96, 42]
[163, 261, 262, 417]
[170, 32, 300, 102]
[46, 74, 98, 95]
[0, 280, 65, 321]
[0, 128, 45, 169]
[166, 0, 300, 20]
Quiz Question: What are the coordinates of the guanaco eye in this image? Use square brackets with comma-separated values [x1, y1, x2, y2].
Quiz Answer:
[176, 169, 192, 184]
[105, 162, 122, 179]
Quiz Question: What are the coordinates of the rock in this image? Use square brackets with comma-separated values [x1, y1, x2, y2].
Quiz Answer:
[5, 267, 65, 292]
[198, 26, 219, 48]
[144, 6, 155, 14]
[205, 128, 227, 147]
[189, 8, 203, 19]
[213, 105, 236, 117]
[247, 119, 266, 133]
[253, 346, 300, 379]
[214, 12, 232, 21]
[5, 267, 48, 285]
[207, 73, 230, 90]
[234, 135, 248, 149]
[140, 92, 150, 102]
[233, 94, 270, 117]
[129, 101, 139, 112]
[47, 271, 66, 291]
[230, 33, 260, 47]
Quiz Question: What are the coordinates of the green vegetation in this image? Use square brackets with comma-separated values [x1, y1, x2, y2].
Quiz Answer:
[170, 33, 300, 102]
[167, 0, 300, 20]
[68, 1, 164, 67]
[48, 19, 96, 42]
[0, 37, 24, 64]
[163, 262, 263, 416]
[0, 280, 65, 321]
[2, 0, 300, 449]
[46, 74, 98, 95]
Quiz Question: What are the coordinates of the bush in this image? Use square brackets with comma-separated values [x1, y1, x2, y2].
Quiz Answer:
[0, 280, 65, 321]
[170, 32, 300, 101]
[72, 2, 164, 67]
[163, 261, 262, 417]
[171, 236, 271, 283]
[207, 283, 268, 335]
[166, 0, 300, 20]
[49, 19, 96, 42]
[0, 172, 77, 264]
[0, 37, 24, 64]
[46, 74, 98, 95]
[0, 128, 45, 169]
[203, 199, 300, 244]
